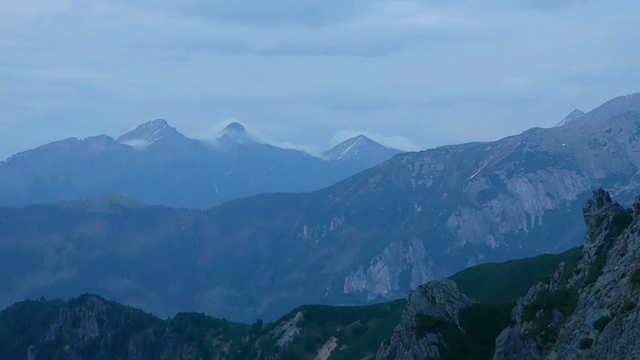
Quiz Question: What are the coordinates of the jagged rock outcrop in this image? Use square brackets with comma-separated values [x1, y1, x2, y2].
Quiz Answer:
[493, 188, 640, 359]
[580, 188, 626, 263]
[492, 262, 570, 360]
[376, 279, 475, 360]
[375, 188, 640, 359]
[46, 295, 108, 343]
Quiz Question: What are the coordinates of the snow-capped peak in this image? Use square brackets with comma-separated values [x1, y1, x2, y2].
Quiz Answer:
[117, 119, 176, 147]
[323, 135, 380, 161]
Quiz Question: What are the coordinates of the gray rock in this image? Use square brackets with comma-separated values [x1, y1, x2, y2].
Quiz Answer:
[376, 279, 475, 360]
[493, 189, 640, 359]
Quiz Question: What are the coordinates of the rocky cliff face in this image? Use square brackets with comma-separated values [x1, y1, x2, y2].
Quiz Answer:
[334, 93, 640, 304]
[375, 188, 640, 359]
[493, 188, 640, 359]
[376, 280, 475, 360]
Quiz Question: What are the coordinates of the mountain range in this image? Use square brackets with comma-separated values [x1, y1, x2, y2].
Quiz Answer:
[0, 121, 402, 208]
[1, 92, 640, 323]
[4, 188, 635, 359]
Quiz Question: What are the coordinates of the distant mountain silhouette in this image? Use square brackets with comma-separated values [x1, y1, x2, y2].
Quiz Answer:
[0, 121, 402, 208]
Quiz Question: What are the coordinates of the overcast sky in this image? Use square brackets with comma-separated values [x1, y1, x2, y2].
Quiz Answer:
[1, 0, 639, 158]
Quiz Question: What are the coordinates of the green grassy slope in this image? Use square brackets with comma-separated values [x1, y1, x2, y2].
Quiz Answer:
[265, 300, 406, 360]
[450, 247, 582, 303]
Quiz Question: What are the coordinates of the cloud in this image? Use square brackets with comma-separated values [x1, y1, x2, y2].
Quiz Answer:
[41, 69, 107, 80]
[477, 0, 590, 13]
[0, 0, 640, 161]
[183, 119, 323, 156]
[115, 0, 370, 27]
[1, 0, 76, 17]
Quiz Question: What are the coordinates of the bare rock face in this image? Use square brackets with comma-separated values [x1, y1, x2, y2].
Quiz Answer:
[546, 197, 640, 359]
[46, 295, 108, 342]
[581, 188, 625, 263]
[376, 279, 475, 360]
[493, 188, 640, 359]
[493, 263, 569, 360]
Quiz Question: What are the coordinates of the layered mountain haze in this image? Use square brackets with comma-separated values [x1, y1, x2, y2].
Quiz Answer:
[5, 187, 633, 360]
[1, 93, 640, 323]
[0, 120, 402, 208]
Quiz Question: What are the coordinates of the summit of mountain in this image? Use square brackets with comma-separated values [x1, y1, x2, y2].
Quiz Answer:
[214, 121, 258, 149]
[323, 135, 403, 164]
[221, 121, 247, 134]
[117, 118, 186, 147]
[557, 109, 585, 126]
[322, 135, 404, 175]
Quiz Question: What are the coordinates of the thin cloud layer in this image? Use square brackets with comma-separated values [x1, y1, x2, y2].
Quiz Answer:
[0, 0, 639, 159]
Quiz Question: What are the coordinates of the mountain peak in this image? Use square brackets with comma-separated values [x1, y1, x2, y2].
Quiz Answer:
[323, 135, 400, 162]
[216, 122, 254, 145]
[148, 118, 169, 127]
[117, 119, 181, 147]
[222, 122, 246, 133]
[556, 109, 585, 127]
[351, 134, 371, 142]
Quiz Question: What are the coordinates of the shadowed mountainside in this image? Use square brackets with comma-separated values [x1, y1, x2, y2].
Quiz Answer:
[0, 244, 580, 360]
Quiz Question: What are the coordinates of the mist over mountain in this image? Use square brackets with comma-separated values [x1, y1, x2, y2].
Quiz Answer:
[0, 121, 402, 208]
[1, 93, 640, 323]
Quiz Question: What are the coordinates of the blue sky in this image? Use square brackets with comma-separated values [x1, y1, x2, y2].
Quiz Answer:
[1, 0, 639, 158]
